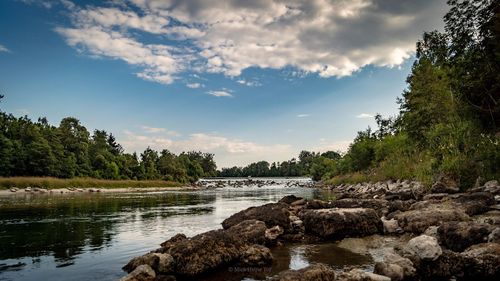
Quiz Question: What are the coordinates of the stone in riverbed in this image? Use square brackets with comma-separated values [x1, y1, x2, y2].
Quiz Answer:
[394, 206, 470, 233]
[226, 219, 267, 245]
[270, 263, 336, 281]
[239, 244, 273, 266]
[402, 235, 442, 261]
[300, 208, 382, 239]
[221, 203, 291, 232]
[374, 252, 416, 281]
[123, 253, 174, 274]
[157, 234, 187, 253]
[437, 221, 493, 252]
[119, 264, 156, 281]
[168, 229, 246, 276]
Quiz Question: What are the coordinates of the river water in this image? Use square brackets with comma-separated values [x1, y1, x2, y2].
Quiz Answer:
[0, 179, 373, 281]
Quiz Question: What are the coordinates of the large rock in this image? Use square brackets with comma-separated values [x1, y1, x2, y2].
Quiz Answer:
[374, 252, 416, 281]
[300, 208, 382, 239]
[437, 221, 493, 252]
[119, 264, 156, 281]
[226, 219, 267, 245]
[123, 253, 174, 274]
[221, 203, 291, 231]
[394, 206, 470, 233]
[239, 245, 273, 266]
[270, 263, 335, 281]
[168, 229, 246, 276]
[403, 235, 442, 261]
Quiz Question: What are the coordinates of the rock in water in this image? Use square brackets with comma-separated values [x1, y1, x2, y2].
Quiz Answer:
[119, 264, 156, 281]
[270, 263, 336, 281]
[300, 208, 382, 239]
[168, 229, 245, 276]
[394, 207, 470, 233]
[404, 235, 442, 261]
[226, 219, 267, 245]
[239, 245, 273, 266]
[221, 203, 291, 231]
[374, 252, 416, 281]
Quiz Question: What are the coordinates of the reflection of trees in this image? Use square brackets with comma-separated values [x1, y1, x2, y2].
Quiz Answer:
[0, 192, 215, 264]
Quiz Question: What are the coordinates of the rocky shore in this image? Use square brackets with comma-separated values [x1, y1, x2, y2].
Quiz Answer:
[119, 178, 500, 281]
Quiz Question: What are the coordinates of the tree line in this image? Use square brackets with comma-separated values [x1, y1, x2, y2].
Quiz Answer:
[0, 102, 216, 183]
[217, 151, 341, 180]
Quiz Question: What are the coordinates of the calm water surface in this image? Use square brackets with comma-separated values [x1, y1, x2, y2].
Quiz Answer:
[0, 179, 371, 281]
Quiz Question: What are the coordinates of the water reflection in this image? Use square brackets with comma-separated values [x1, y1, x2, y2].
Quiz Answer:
[0, 184, 352, 281]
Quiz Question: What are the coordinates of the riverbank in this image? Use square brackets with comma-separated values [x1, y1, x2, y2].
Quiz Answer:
[120, 178, 500, 281]
[0, 177, 184, 191]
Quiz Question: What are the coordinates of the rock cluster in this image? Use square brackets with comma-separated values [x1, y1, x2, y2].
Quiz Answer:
[120, 178, 500, 281]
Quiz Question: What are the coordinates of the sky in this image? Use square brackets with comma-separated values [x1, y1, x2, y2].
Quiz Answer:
[0, 0, 449, 168]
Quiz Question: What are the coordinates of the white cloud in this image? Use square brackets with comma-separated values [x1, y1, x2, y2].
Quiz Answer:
[55, 26, 180, 84]
[236, 79, 261, 87]
[356, 113, 374, 119]
[141, 126, 180, 136]
[186, 82, 202, 89]
[297, 114, 310, 118]
[0, 44, 10, 53]
[120, 131, 293, 167]
[207, 90, 233, 97]
[55, 0, 447, 86]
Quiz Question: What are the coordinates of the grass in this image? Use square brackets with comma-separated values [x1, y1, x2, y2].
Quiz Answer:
[0, 177, 184, 190]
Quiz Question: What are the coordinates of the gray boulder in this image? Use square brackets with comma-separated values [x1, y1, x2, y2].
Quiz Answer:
[300, 208, 382, 239]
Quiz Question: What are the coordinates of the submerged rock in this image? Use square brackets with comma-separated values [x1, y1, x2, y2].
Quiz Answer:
[221, 203, 291, 232]
[301, 208, 382, 239]
[270, 263, 336, 281]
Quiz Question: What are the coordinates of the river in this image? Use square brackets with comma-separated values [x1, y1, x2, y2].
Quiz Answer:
[0, 178, 373, 281]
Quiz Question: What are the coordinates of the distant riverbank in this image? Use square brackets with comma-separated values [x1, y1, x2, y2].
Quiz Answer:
[0, 177, 184, 191]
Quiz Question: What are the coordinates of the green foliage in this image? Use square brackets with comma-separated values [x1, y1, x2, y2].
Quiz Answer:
[0, 110, 217, 183]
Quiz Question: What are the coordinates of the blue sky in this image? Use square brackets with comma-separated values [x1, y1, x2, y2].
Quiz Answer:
[0, 0, 448, 167]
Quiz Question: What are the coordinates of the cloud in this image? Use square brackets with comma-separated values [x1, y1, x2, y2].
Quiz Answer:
[141, 126, 180, 136]
[207, 90, 233, 97]
[186, 82, 202, 89]
[55, 0, 447, 85]
[0, 44, 10, 53]
[356, 113, 374, 119]
[120, 131, 293, 167]
[55, 26, 181, 84]
[297, 114, 310, 118]
[236, 79, 261, 87]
